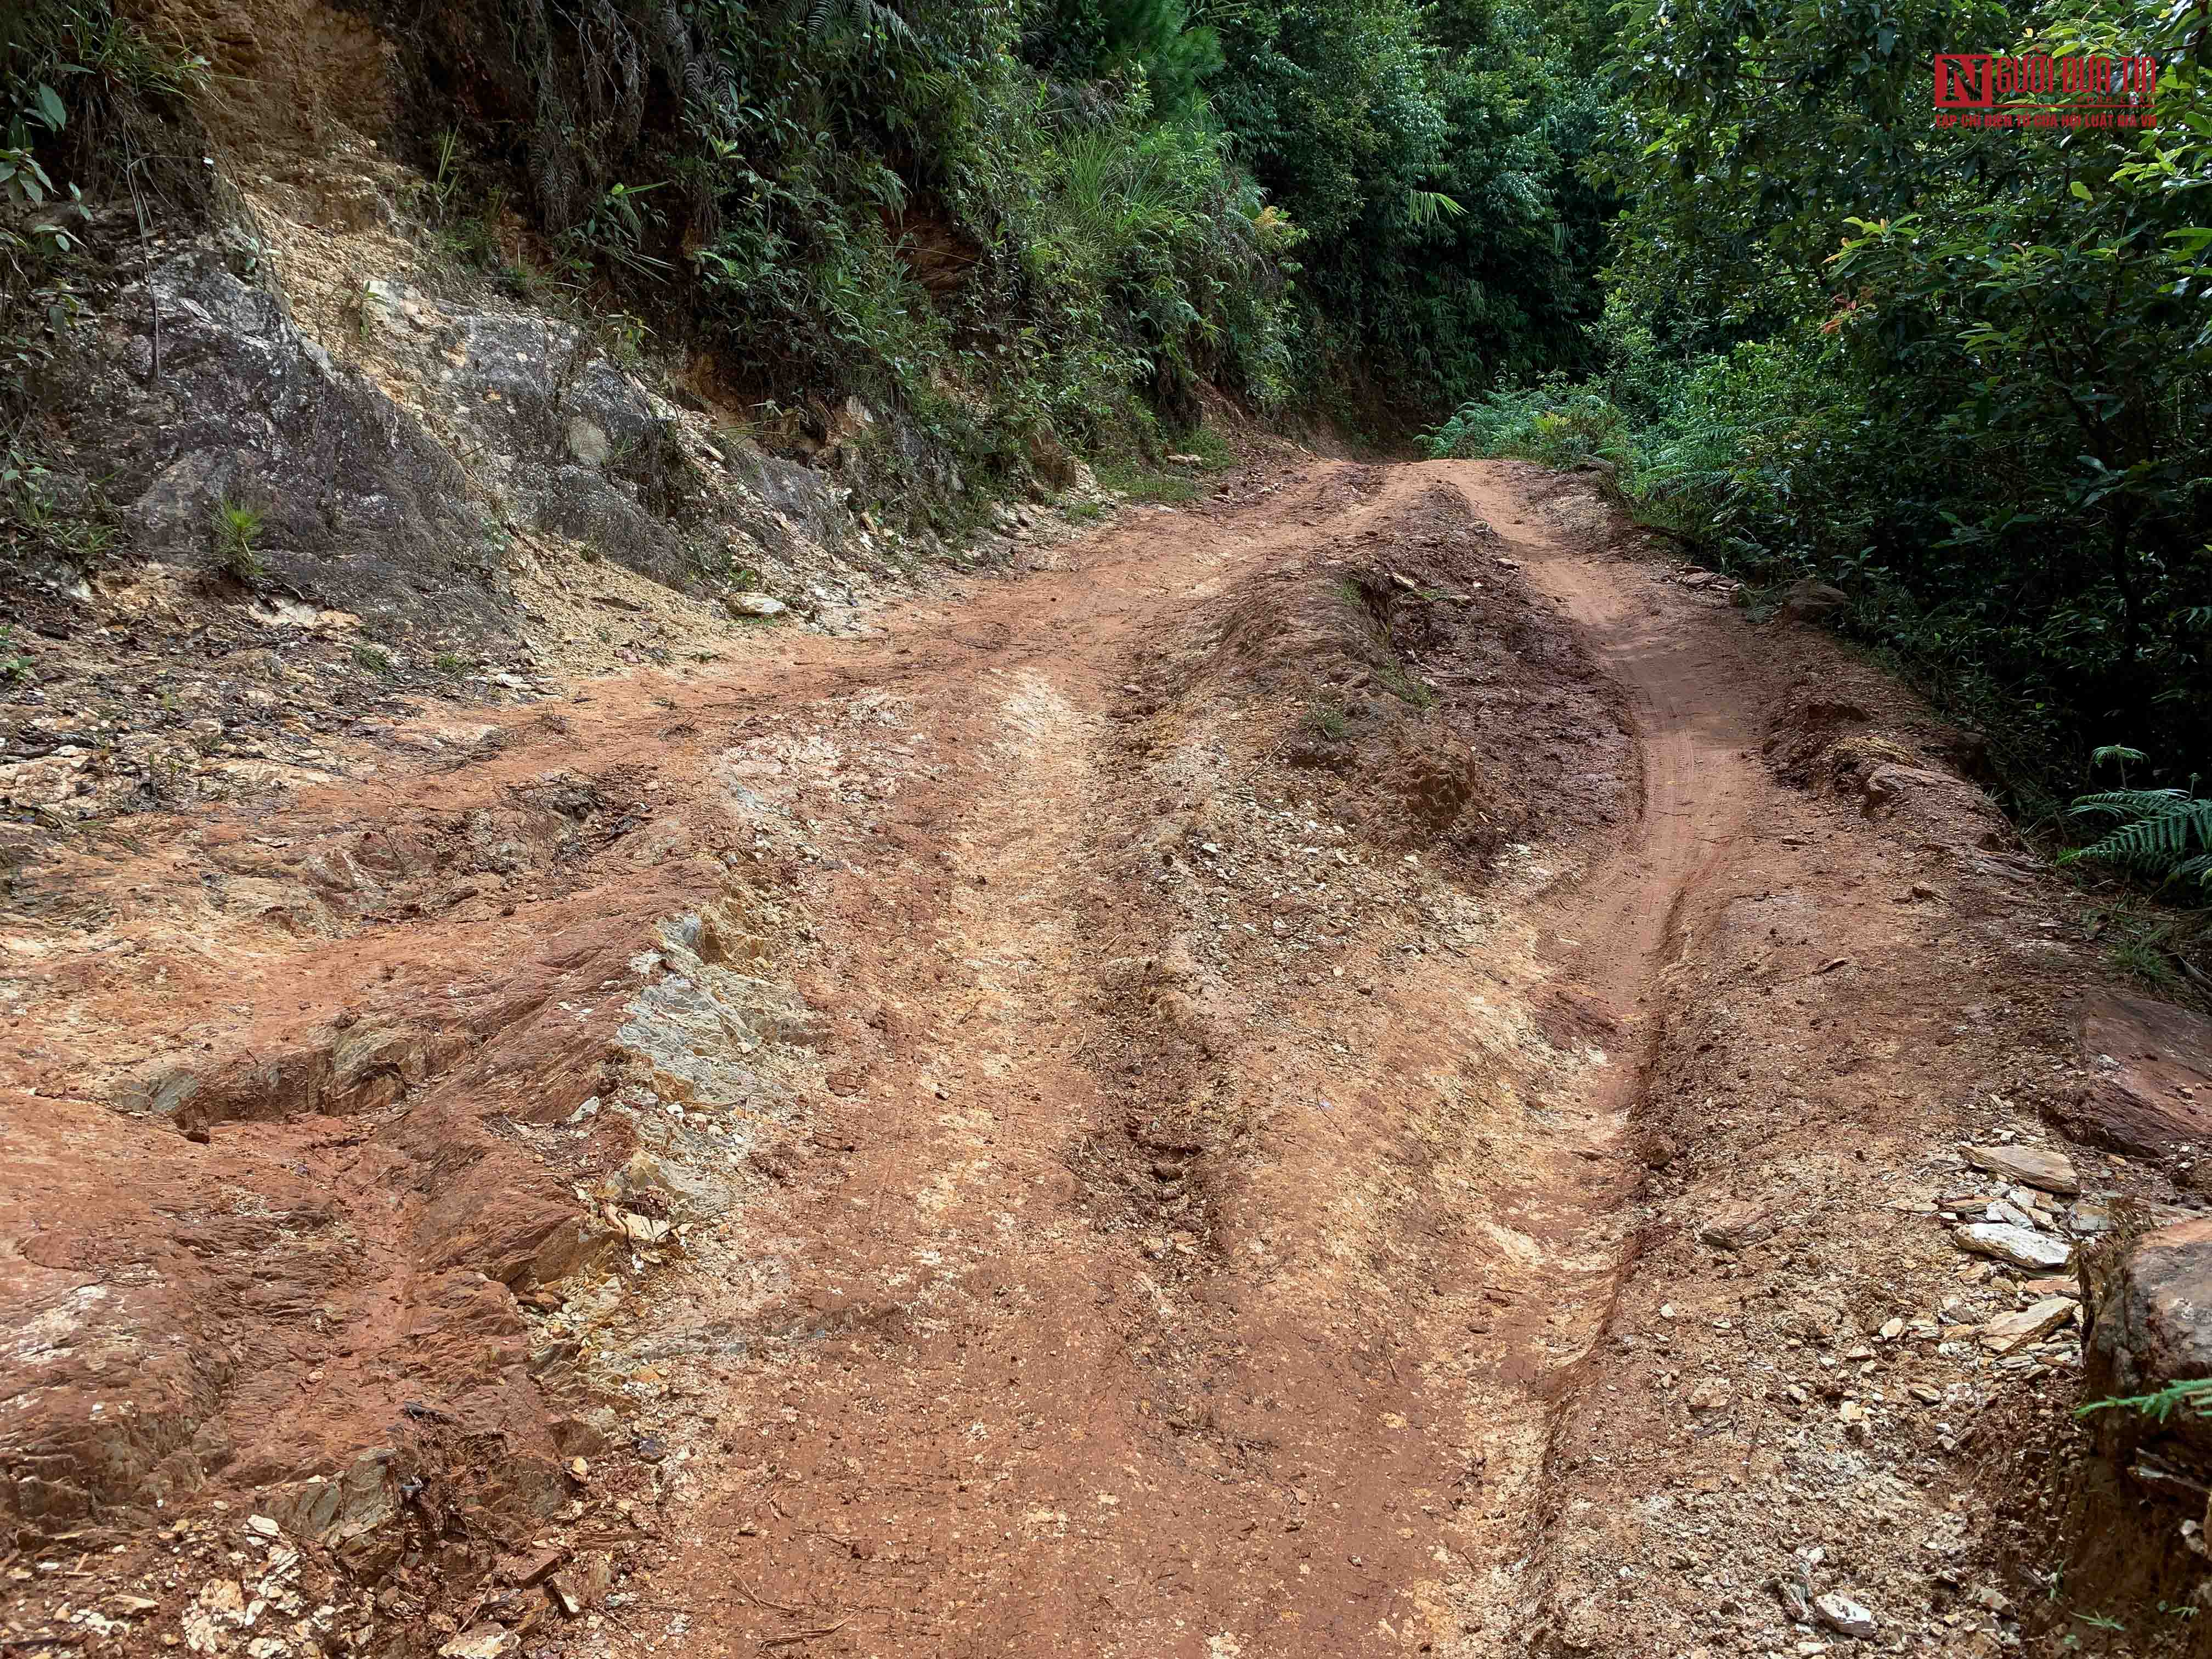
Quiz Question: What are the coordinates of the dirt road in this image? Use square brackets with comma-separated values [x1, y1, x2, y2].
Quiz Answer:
[607, 460, 1700, 1655]
[2, 458, 2154, 1657]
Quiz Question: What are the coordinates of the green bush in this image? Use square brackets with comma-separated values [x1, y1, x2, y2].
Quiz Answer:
[1424, 380, 1631, 472]
[210, 499, 264, 580]
[4, 1, 207, 414]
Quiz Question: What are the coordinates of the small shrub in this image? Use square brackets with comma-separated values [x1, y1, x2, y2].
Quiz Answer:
[1304, 701, 1350, 741]
[2103, 918, 2184, 989]
[433, 651, 466, 673]
[1178, 425, 1237, 470]
[0, 624, 33, 684]
[351, 643, 392, 674]
[1092, 459, 1201, 504]
[1375, 657, 1435, 709]
[211, 498, 264, 580]
[3, 443, 111, 570]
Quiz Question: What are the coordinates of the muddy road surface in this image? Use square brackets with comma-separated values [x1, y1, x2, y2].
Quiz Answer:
[3, 460, 2157, 1657]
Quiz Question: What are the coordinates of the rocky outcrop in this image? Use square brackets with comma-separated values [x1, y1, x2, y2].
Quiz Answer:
[348, 275, 954, 599]
[24, 234, 992, 661]
[2061, 993, 2212, 1156]
[77, 252, 498, 634]
[2082, 1217, 2212, 1491]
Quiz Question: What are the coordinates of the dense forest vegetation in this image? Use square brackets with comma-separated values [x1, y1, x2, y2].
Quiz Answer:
[3, 0, 2209, 817]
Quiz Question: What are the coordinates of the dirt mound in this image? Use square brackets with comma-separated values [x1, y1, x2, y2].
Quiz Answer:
[1184, 477, 1630, 870]
[1765, 681, 1998, 809]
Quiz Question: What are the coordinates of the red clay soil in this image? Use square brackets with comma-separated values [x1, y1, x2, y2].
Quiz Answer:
[4, 459, 2208, 1658]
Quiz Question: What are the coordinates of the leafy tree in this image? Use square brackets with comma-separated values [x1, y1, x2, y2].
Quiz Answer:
[1208, 0, 1616, 409]
[1437, 0, 2212, 798]
[1020, 0, 1224, 110]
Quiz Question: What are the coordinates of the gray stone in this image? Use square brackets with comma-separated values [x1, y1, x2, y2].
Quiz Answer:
[2070, 1200, 2114, 1236]
[725, 592, 787, 618]
[1955, 1221, 2072, 1272]
[82, 254, 493, 632]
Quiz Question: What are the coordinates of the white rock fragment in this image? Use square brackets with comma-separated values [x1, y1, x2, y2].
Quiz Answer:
[1955, 1221, 2072, 1272]
[1814, 1591, 1878, 1639]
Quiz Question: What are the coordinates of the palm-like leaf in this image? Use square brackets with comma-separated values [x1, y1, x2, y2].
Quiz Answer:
[1406, 189, 1465, 229]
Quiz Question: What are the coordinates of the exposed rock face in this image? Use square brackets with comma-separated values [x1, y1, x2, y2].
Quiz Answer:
[2061, 994, 2212, 1155]
[81, 253, 496, 632]
[32, 240, 977, 662]
[2083, 1217, 2212, 1488]
[435, 311, 703, 584]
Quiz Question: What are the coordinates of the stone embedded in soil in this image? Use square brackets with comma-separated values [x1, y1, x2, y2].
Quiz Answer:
[1965, 1141, 2079, 1195]
[726, 592, 788, 618]
[256, 1451, 403, 1572]
[439, 1628, 521, 1659]
[1979, 1296, 2078, 1353]
[1686, 1377, 1731, 1415]
[1954, 1221, 2071, 1272]
[1814, 1592, 1879, 1639]
[1779, 577, 1849, 622]
[1697, 1200, 1781, 1250]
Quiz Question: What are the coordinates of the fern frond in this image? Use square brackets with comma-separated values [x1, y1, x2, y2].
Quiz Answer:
[782, 0, 915, 45]
[2061, 787, 2212, 884]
